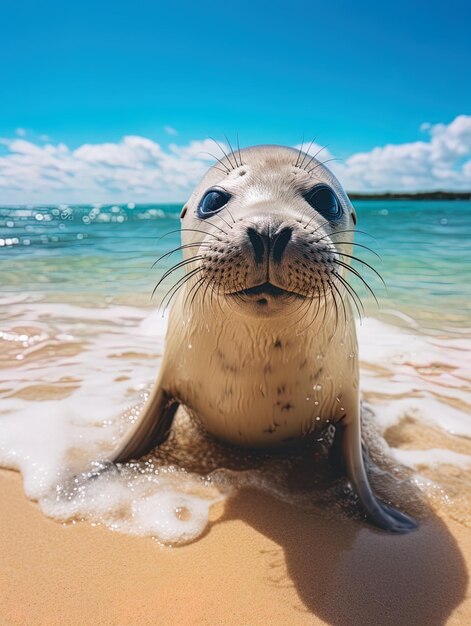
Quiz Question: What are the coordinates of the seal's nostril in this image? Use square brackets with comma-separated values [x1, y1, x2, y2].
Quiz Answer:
[247, 227, 266, 264]
[272, 227, 292, 263]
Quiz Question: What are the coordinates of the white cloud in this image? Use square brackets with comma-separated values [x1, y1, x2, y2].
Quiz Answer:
[0, 116, 470, 203]
[332, 115, 471, 192]
[164, 126, 178, 136]
[15, 128, 27, 137]
[0, 136, 228, 203]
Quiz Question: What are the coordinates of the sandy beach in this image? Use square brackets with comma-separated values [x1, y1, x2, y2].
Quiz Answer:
[1, 467, 470, 626]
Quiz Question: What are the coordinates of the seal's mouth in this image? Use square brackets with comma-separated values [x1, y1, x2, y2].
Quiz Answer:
[230, 282, 305, 300]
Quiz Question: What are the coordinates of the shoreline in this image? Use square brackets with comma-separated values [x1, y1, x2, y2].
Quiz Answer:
[1, 468, 470, 625]
[348, 192, 471, 200]
[1, 192, 471, 209]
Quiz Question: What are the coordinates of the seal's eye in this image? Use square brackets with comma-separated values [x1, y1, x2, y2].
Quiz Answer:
[197, 189, 231, 218]
[303, 185, 342, 220]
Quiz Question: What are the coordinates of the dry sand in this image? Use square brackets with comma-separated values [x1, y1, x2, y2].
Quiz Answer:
[1, 468, 470, 626]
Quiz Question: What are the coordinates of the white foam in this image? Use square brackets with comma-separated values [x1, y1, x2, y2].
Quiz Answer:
[130, 491, 215, 543]
[392, 447, 471, 469]
[0, 299, 227, 544]
[1, 299, 470, 542]
[358, 318, 471, 438]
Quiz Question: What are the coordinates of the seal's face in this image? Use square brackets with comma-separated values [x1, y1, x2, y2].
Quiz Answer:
[180, 145, 357, 318]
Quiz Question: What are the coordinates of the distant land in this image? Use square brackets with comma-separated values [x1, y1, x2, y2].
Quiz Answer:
[348, 191, 471, 200]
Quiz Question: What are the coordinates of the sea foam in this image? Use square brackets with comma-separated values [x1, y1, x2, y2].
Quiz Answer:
[1, 299, 470, 542]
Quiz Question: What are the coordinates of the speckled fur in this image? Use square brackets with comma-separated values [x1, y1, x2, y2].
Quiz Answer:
[163, 298, 358, 446]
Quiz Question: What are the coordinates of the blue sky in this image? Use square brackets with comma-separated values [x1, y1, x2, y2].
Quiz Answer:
[1, 0, 470, 200]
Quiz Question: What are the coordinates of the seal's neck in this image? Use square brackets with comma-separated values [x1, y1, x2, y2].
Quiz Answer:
[185, 299, 352, 349]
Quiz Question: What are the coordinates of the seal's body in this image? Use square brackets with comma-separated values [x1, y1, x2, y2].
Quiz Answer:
[112, 145, 417, 532]
[161, 295, 357, 447]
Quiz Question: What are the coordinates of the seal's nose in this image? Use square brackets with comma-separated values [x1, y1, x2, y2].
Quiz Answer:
[272, 227, 292, 263]
[247, 227, 265, 264]
[246, 225, 293, 264]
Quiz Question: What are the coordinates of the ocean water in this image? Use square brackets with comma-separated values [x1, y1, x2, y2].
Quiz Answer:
[0, 201, 470, 543]
[1, 200, 469, 329]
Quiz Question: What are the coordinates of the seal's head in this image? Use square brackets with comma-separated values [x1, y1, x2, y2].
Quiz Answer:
[180, 145, 357, 318]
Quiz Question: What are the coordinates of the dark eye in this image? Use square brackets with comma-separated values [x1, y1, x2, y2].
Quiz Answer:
[303, 185, 342, 220]
[197, 189, 231, 218]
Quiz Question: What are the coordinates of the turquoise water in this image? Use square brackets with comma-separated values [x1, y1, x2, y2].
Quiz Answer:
[1, 201, 470, 333]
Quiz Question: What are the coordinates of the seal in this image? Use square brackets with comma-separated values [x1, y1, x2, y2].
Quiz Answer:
[112, 144, 417, 532]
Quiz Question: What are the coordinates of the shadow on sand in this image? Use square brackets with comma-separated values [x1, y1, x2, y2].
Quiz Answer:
[149, 410, 467, 624]
[222, 489, 468, 626]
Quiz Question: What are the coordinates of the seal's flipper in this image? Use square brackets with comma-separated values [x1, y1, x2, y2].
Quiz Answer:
[342, 418, 418, 533]
[328, 422, 347, 477]
[112, 388, 179, 463]
[329, 420, 369, 477]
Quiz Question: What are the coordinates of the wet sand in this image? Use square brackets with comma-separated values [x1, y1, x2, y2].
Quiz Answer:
[1, 468, 470, 626]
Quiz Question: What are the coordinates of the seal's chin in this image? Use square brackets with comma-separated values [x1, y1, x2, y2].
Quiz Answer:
[227, 281, 305, 318]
